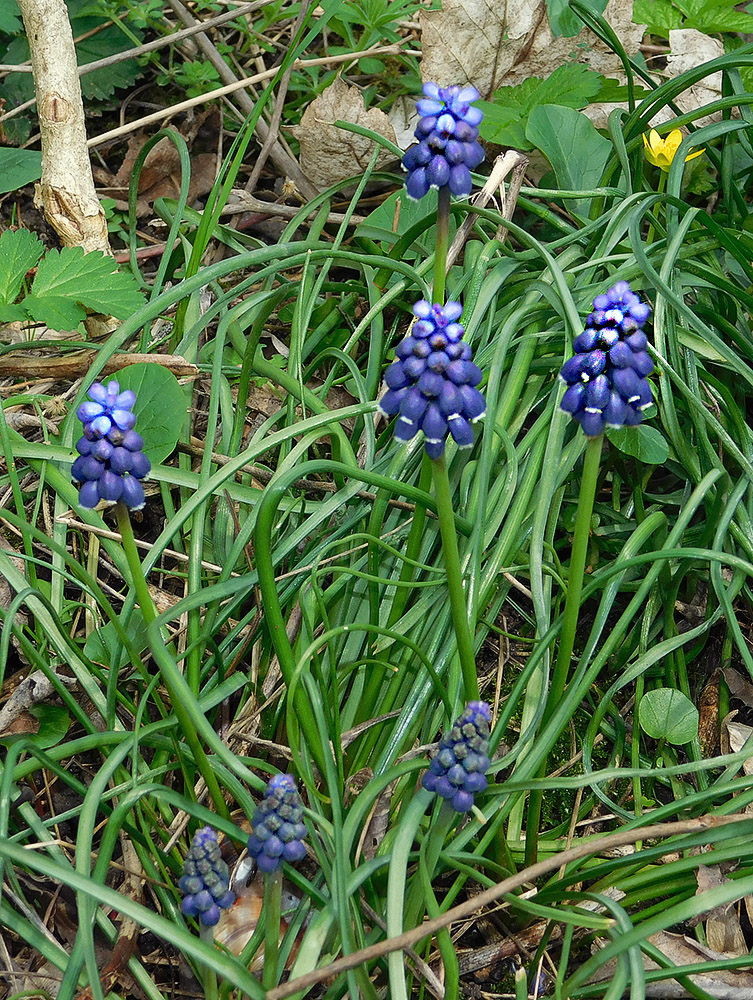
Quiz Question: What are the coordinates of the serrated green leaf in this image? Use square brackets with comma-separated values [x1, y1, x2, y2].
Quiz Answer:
[633, 0, 683, 34]
[0, 228, 44, 305]
[23, 294, 86, 330]
[479, 65, 603, 150]
[594, 77, 652, 102]
[606, 423, 669, 464]
[0, 147, 42, 195]
[639, 688, 699, 744]
[0, 2, 144, 107]
[113, 364, 185, 463]
[525, 105, 612, 215]
[30, 247, 145, 319]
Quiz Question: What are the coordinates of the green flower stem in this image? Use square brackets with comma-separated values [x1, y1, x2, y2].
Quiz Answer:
[199, 927, 219, 1000]
[646, 170, 666, 246]
[525, 434, 603, 865]
[405, 799, 456, 929]
[432, 455, 479, 703]
[262, 868, 283, 990]
[114, 502, 229, 820]
[433, 186, 451, 305]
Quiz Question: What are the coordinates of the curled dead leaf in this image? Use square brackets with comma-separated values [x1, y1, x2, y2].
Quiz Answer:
[291, 77, 398, 191]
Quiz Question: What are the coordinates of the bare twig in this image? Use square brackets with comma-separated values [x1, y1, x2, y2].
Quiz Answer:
[267, 814, 751, 999]
[244, 0, 312, 195]
[0, 352, 198, 379]
[446, 149, 529, 270]
[16, 0, 110, 255]
[84, 43, 413, 152]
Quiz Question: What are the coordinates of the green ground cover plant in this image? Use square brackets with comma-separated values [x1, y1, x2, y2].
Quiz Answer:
[2, 0, 753, 997]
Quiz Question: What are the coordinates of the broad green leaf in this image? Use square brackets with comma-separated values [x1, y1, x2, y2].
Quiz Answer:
[547, 0, 607, 37]
[114, 363, 185, 463]
[84, 610, 149, 670]
[606, 424, 669, 464]
[0, 228, 44, 305]
[639, 688, 699, 744]
[356, 189, 455, 251]
[31, 247, 145, 319]
[23, 294, 86, 330]
[0, 705, 70, 749]
[479, 64, 603, 150]
[0, 303, 27, 323]
[0, 147, 42, 195]
[525, 105, 612, 216]
[0, 7, 22, 32]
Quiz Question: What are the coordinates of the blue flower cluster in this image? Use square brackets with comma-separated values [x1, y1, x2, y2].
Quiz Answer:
[247, 774, 308, 874]
[402, 83, 485, 200]
[179, 826, 236, 928]
[560, 282, 653, 437]
[422, 701, 491, 813]
[72, 381, 151, 509]
[379, 300, 485, 459]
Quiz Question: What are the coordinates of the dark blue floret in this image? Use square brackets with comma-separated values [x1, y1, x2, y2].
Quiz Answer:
[179, 826, 235, 928]
[73, 380, 151, 509]
[247, 774, 308, 874]
[379, 301, 485, 458]
[559, 283, 653, 437]
[422, 701, 491, 813]
[402, 83, 485, 200]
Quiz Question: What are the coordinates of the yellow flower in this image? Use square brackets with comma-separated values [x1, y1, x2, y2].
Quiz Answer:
[642, 128, 704, 172]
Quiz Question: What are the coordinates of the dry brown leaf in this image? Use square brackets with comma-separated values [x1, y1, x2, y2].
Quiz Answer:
[0, 669, 75, 734]
[722, 667, 753, 707]
[724, 716, 753, 774]
[95, 107, 220, 216]
[696, 865, 747, 956]
[592, 930, 753, 997]
[663, 29, 724, 127]
[291, 77, 398, 191]
[419, 0, 644, 98]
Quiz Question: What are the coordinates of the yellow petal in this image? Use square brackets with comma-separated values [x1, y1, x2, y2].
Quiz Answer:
[665, 129, 683, 155]
[685, 147, 705, 163]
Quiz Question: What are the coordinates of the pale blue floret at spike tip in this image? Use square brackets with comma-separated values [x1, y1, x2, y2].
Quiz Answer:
[560, 281, 654, 437]
[379, 300, 486, 458]
[179, 826, 236, 928]
[72, 379, 151, 510]
[422, 701, 492, 813]
[247, 773, 309, 874]
[402, 83, 485, 200]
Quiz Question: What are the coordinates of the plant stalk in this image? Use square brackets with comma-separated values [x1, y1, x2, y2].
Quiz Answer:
[262, 868, 283, 990]
[433, 186, 451, 305]
[115, 501, 229, 819]
[525, 434, 603, 864]
[431, 455, 479, 702]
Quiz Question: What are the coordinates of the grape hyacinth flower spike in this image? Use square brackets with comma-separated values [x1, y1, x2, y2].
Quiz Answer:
[247, 773, 308, 874]
[180, 826, 236, 928]
[423, 701, 491, 813]
[72, 380, 151, 509]
[379, 299, 486, 458]
[560, 282, 653, 437]
[402, 83, 485, 200]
